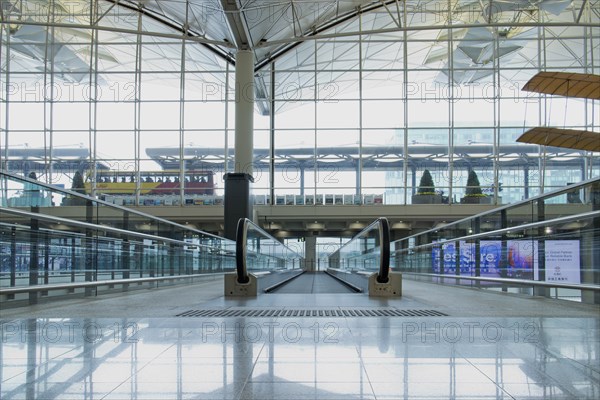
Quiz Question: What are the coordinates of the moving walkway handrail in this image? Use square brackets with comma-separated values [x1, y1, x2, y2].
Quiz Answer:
[236, 218, 251, 284]
[329, 217, 391, 283]
[235, 218, 304, 284]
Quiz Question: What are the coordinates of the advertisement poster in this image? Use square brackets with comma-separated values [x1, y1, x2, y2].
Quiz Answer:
[432, 242, 441, 273]
[433, 241, 503, 276]
[459, 241, 475, 275]
[480, 240, 502, 277]
[431, 241, 456, 274]
[544, 240, 581, 284]
[443, 242, 457, 274]
[507, 240, 538, 280]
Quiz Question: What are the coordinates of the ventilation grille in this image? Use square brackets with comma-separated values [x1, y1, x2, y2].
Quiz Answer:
[176, 308, 447, 318]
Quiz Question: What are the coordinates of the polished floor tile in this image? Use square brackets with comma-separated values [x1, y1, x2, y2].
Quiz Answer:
[2, 315, 599, 400]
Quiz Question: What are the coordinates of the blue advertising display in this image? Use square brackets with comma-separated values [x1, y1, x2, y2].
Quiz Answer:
[480, 240, 502, 277]
[459, 241, 475, 274]
[432, 243, 441, 273]
[442, 242, 456, 274]
[433, 240, 502, 276]
[431, 241, 457, 274]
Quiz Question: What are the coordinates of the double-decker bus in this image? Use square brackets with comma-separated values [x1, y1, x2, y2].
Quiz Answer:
[85, 170, 216, 196]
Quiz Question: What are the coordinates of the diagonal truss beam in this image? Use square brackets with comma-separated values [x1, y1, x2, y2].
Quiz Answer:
[220, 0, 252, 50]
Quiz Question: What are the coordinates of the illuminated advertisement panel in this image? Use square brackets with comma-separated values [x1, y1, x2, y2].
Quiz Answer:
[432, 241, 501, 276]
[544, 240, 581, 284]
[432, 239, 580, 283]
[431, 241, 456, 274]
[507, 240, 538, 280]
[480, 240, 502, 277]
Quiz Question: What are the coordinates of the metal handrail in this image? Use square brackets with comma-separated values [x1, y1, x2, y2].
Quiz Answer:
[393, 176, 600, 246]
[402, 272, 600, 292]
[0, 273, 223, 296]
[0, 169, 228, 242]
[0, 206, 234, 253]
[395, 210, 600, 254]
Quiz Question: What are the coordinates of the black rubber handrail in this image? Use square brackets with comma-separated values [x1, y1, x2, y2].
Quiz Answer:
[378, 218, 391, 283]
[235, 218, 250, 284]
[235, 218, 304, 284]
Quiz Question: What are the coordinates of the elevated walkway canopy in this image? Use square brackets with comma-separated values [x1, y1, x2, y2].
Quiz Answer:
[3, 148, 109, 174]
[146, 143, 586, 172]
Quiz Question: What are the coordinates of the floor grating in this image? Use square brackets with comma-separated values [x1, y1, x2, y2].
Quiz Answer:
[176, 308, 448, 317]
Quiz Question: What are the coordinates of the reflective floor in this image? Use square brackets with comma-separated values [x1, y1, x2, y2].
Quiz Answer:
[2, 277, 600, 399]
[1, 315, 599, 399]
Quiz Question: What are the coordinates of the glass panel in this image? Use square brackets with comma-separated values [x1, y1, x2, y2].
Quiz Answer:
[244, 220, 303, 272]
[184, 102, 226, 129]
[274, 129, 314, 199]
[317, 101, 359, 128]
[0, 171, 236, 300]
[328, 219, 387, 273]
[362, 100, 404, 128]
[392, 178, 600, 303]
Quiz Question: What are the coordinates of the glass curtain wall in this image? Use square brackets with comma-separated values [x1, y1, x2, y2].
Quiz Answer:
[1, 0, 599, 206]
[271, 0, 599, 205]
[1, 0, 231, 206]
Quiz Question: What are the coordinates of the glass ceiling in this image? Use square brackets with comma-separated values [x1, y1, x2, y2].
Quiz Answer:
[3, 1, 597, 76]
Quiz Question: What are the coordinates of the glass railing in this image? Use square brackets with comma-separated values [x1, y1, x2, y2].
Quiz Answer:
[0, 170, 236, 304]
[0, 207, 236, 304]
[0, 170, 227, 242]
[328, 218, 390, 282]
[391, 177, 600, 304]
[236, 218, 303, 284]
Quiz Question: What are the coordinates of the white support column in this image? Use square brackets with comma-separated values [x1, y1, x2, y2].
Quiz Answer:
[235, 50, 254, 175]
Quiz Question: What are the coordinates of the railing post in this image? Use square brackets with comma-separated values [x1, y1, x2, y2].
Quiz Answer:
[9, 226, 16, 300]
[535, 199, 549, 297]
[500, 209, 508, 292]
[474, 217, 481, 289]
[28, 207, 39, 305]
[587, 182, 600, 304]
[84, 200, 95, 297]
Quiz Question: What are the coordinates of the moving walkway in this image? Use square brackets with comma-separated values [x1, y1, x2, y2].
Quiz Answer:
[225, 217, 402, 297]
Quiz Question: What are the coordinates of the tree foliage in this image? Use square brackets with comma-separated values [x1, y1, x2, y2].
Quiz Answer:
[417, 169, 435, 194]
[71, 171, 85, 194]
[465, 170, 483, 196]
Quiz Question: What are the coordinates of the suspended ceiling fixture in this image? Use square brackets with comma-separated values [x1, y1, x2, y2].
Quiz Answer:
[516, 127, 600, 152]
[522, 72, 600, 100]
[517, 71, 600, 152]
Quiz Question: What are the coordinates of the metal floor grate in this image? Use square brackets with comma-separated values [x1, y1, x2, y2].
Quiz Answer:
[176, 308, 448, 318]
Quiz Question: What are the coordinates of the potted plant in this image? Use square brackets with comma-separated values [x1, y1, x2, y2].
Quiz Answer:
[412, 169, 442, 204]
[461, 170, 491, 204]
[63, 171, 88, 205]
